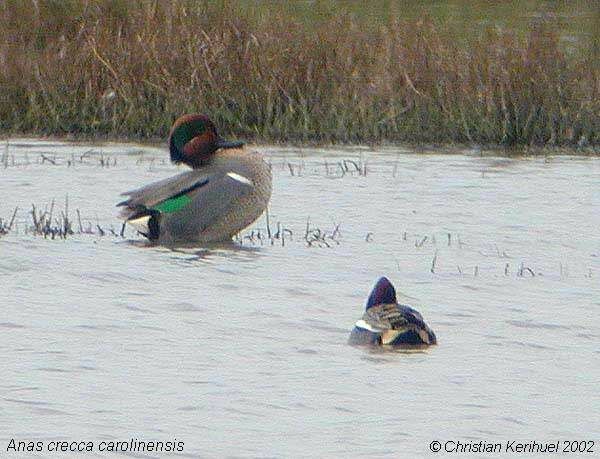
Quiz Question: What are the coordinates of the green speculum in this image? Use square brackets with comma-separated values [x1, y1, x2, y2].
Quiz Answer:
[152, 194, 192, 213]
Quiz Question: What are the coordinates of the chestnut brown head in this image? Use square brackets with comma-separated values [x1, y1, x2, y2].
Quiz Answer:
[168, 114, 244, 168]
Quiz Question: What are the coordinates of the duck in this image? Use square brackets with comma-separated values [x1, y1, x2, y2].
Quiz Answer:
[117, 114, 272, 244]
[349, 277, 437, 346]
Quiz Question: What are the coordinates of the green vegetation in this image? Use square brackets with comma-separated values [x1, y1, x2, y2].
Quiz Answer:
[1, 0, 598, 146]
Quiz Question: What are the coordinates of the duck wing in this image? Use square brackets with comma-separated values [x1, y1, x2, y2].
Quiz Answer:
[363, 303, 436, 345]
[116, 168, 254, 239]
[117, 169, 210, 219]
[362, 303, 418, 330]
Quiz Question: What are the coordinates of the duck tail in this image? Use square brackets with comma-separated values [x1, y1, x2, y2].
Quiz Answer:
[117, 202, 160, 240]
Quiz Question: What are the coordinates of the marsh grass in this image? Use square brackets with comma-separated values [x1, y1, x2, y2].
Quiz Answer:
[0, 206, 18, 235]
[29, 200, 74, 238]
[0, 202, 593, 278]
[0, 198, 121, 239]
[1, 1, 598, 146]
[0, 149, 125, 169]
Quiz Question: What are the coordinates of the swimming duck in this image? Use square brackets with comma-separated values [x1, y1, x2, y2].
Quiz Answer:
[117, 114, 272, 244]
[349, 277, 437, 346]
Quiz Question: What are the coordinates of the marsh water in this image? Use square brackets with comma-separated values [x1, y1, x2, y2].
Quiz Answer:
[1, 140, 599, 458]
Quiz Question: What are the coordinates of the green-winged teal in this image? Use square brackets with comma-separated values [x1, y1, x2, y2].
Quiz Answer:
[118, 114, 272, 244]
[349, 277, 437, 346]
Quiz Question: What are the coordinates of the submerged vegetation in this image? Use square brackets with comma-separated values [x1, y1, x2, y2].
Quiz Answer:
[0, 200, 592, 279]
[0, 0, 598, 146]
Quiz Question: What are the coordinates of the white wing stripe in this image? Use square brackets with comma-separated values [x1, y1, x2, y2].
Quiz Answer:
[355, 320, 379, 332]
[226, 172, 253, 186]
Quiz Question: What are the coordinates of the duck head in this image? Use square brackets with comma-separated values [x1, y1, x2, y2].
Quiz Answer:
[366, 276, 397, 309]
[168, 114, 244, 168]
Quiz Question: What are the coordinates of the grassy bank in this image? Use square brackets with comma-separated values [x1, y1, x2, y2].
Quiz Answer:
[1, 0, 598, 146]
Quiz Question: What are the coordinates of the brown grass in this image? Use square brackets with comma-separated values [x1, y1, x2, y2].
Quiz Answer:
[0, 0, 598, 146]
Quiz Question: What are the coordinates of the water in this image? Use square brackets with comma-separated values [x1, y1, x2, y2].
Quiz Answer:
[1, 140, 599, 458]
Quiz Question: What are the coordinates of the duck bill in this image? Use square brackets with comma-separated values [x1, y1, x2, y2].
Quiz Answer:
[216, 138, 245, 149]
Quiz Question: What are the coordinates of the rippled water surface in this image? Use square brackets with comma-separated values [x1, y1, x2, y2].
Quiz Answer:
[1, 140, 599, 458]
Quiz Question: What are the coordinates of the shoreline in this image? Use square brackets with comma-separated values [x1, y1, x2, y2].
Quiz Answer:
[1, 134, 598, 157]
